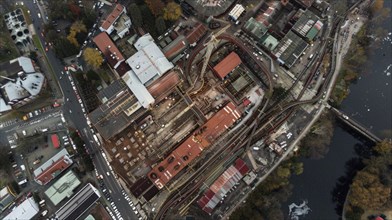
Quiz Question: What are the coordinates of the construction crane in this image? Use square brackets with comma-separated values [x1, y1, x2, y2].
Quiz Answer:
[199, 24, 231, 80]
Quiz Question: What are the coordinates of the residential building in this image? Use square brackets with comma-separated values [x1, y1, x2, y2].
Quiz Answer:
[93, 32, 128, 77]
[99, 4, 132, 39]
[33, 148, 73, 185]
[0, 57, 45, 113]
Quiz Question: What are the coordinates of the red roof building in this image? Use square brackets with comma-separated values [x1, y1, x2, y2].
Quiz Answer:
[185, 23, 207, 45]
[148, 102, 242, 189]
[213, 52, 242, 79]
[93, 32, 125, 73]
[147, 70, 180, 102]
[51, 134, 60, 149]
[33, 149, 73, 185]
[197, 158, 249, 214]
[101, 4, 124, 30]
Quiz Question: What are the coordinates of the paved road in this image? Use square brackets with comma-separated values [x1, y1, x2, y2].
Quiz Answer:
[19, 1, 136, 219]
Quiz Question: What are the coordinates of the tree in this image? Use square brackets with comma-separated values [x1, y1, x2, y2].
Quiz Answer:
[67, 21, 87, 47]
[155, 16, 166, 35]
[86, 70, 100, 81]
[83, 48, 103, 69]
[144, 0, 164, 16]
[374, 140, 392, 154]
[163, 2, 182, 21]
[277, 167, 291, 178]
[82, 10, 97, 29]
[128, 3, 142, 27]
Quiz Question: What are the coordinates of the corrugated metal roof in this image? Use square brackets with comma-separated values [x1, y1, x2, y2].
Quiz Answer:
[148, 102, 241, 189]
[197, 159, 250, 214]
[122, 70, 155, 108]
[213, 52, 242, 79]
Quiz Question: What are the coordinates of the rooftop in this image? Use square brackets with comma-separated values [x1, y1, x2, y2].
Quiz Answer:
[185, 23, 208, 45]
[100, 4, 125, 31]
[33, 148, 73, 185]
[213, 52, 242, 79]
[292, 9, 321, 40]
[147, 70, 180, 103]
[126, 33, 174, 85]
[162, 35, 188, 60]
[243, 17, 268, 40]
[148, 102, 241, 189]
[3, 197, 39, 220]
[273, 30, 308, 68]
[93, 32, 125, 69]
[197, 159, 249, 214]
[0, 57, 45, 112]
[89, 88, 146, 140]
[44, 171, 81, 206]
[55, 183, 101, 220]
[122, 70, 155, 108]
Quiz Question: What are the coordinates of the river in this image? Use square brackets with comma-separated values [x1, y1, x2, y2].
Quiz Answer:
[283, 1, 392, 219]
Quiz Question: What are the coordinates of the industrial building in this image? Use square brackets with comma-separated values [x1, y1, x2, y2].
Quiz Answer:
[228, 4, 245, 21]
[292, 9, 323, 41]
[273, 30, 308, 68]
[33, 148, 73, 185]
[44, 171, 81, 206]
[99, 4, 132, 39]
[54, 183, 101, 220]
[213, 52, 242, 80]
[162, 35, 188, 61]
[89, 86, 145, 140]
[148, 102, 242, 189]
[2, 197, 39, 220]
[0, 57, 45, 113]
[197, 158, 249, 214]
[89, 69, 180, 140]
[242, 17, 268, 41]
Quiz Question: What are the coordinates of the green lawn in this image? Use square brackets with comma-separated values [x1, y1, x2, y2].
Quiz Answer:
[32, 35, 44, 53]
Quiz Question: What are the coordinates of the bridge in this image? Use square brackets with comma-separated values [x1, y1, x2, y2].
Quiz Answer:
[330, 107, 382, 143]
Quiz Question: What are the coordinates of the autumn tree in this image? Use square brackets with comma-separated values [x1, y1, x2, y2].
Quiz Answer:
[67, 21, 87, 47]
[163, 2, 182, 21]
[348, 170, 391, 210]
[83, 48, 103, 69]
[144, 0, 164, 16]
[128, 3, 142, 27]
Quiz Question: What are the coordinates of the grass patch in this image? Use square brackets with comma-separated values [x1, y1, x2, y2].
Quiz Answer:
[32, 35, 44, 53]
[20, 6, 33, 25]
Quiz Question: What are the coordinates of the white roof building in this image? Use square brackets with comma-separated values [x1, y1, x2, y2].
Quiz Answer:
[122, 71, 155, 108]
[229, 4, 245, 21]
[0, 57, 45, 113]
[127, 33, 174, 85]
[121, 33, 174, 108]
[3, 197, 39, 220]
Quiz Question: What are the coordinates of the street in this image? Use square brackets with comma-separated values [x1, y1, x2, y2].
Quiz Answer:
[15, 0, 136, 219]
